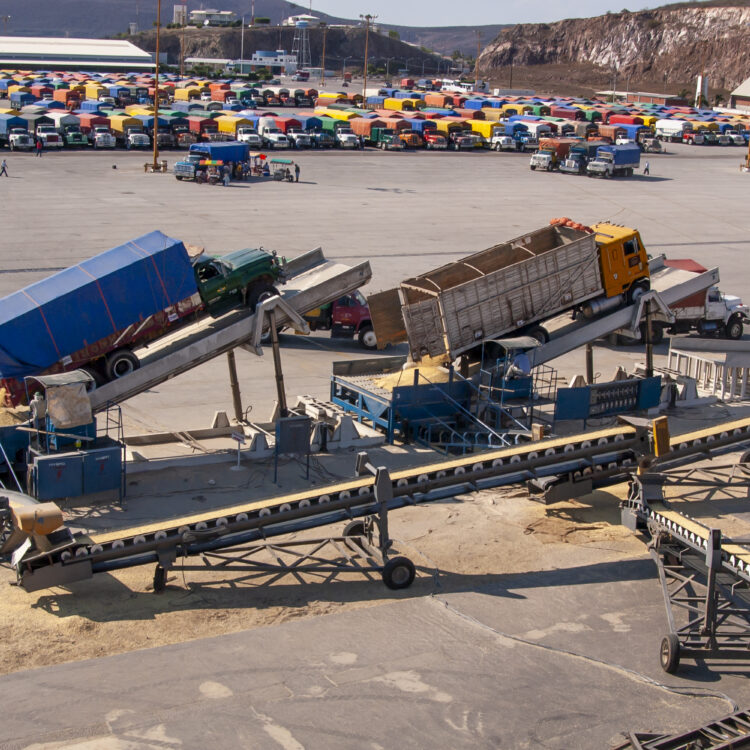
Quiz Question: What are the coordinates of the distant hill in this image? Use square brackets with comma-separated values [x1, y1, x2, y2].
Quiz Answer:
[1, 0, 504, 57]
[478, 2, 750, 95]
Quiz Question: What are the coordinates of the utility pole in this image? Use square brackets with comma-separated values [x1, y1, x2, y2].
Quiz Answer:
[152, 0, 161, 170]
[360, 13, 377, 103]
[319, 22, 327, 87]
[180, 2, 186, 78]
[240, 15, 245, 75]
[475, 30, 481, 87]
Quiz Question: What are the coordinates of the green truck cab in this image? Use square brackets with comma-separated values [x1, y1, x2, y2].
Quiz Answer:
[192, 248, 285, 313]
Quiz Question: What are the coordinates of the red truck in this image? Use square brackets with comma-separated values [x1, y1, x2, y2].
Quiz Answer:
[423, 131, 448, 149]
[271, 292, 375, 348]
[303, 292, 376, 348]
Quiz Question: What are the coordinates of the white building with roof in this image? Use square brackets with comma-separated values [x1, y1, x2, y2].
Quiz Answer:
[282, 14, 320, 27]
[0, 36, 154, 70]
[729, 76, 750, 111]
[188, 9, 237, 26]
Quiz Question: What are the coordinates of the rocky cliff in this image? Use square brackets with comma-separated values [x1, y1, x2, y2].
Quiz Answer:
[478, 5, 750, 92]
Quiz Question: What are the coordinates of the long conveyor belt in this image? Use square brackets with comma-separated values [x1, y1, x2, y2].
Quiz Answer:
[11, 423, 645, 591]
[9, 414, 750, 593]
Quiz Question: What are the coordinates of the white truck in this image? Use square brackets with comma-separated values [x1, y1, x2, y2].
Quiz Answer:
[286, 128, 311, 148]
[7, 129, 34, 151]
[586, 143, 640, 178]
[655, 118, 691, 142]
[35, 124, 63, 149]
[724, 130, 746, 146]
[335, 127, 360, 149]
[257, 118, 290, 149]
[91, 126, 116, 149]
[618, 259, 748, 343]
[236, 126, 263, 148]
[490, 134, 516, 151]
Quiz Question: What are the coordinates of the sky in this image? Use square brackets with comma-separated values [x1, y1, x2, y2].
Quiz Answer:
[310, 1, 657, 26]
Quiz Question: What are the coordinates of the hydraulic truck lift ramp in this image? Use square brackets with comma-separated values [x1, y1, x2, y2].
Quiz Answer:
[88, 248, 372, 412]
[528, 260, 720, 369]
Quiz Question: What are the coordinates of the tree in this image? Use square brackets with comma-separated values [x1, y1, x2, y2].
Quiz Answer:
[388, 30, 400, 40]
[254, 17, 270, 25]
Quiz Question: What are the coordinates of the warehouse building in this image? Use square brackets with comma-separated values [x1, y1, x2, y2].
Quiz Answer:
[729, 77, 750, 111]
[0, 36, 154, 71]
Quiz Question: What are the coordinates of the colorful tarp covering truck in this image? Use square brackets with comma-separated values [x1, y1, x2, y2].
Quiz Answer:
[0, 231, 284, 403]
[368, 219, 651, 362]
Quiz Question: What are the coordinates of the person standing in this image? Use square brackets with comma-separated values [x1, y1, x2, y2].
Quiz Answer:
[643, 161, 650, 175]
[294, 162, 300, 183]
[35, 139, 43, 157]
[0, 159, 7, 177]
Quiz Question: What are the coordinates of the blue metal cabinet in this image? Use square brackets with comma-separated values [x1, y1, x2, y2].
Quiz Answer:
[82, 446, 122, 494]
[33, 453, 84, 501]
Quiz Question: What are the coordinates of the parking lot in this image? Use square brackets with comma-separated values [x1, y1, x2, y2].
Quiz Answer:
[3, 135, 750, 748]
[2, 142, 748, 429]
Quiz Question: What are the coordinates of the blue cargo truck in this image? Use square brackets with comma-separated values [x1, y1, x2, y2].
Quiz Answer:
[173, 141, 251, 181]
[586, 143, 641, 178]
[0, 231, 284, 404]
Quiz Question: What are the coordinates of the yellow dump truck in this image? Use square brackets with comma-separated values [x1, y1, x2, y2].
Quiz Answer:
[369, 218, 651, 361]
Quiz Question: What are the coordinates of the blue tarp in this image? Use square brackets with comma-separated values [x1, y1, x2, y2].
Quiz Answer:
[0, 114, 27, 134]
[0, 231, 198, 379]
[189, 141, 250, 163]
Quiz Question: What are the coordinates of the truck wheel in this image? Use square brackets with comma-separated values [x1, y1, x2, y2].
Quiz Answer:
[526, 325, 549, 344]
[175, 176, 183, 181]
[725, 315, 744, 340]
[628, 280, 650, 304]
[358, 325, 377, 350]
[80, 367, 104, 392]
[246, 282, 279, 312]
[105, 349, 140, 380]
[530, 165, 536, 171]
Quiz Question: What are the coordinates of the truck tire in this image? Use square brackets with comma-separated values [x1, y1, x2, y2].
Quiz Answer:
[725, 315, 744, 340]
[80, 367, 104, 392]
[358, 325, 377, 350]
[628, 280, 650, 304]
[530, 165, 536, 171]
[526, 325, 549, 344]
[105, 349, 140, 380]
[246, 281, 279, 312]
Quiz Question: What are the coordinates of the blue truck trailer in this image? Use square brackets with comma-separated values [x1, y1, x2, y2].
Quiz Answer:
[0, 230, 284, 403]
[586, 143, 641, 178]
[173, 141, 251, 180]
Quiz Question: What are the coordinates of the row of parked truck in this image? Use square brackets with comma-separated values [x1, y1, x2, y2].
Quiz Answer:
[529, 138, 643, 178]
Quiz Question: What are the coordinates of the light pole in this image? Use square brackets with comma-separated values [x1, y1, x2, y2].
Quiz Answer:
[421, 59, 427, 76]
[360, 13, 377, 102]
[405, 57, 417, 74]
[319, 22, 327, 87]
[342, 56, 351, 80]
[152, 0, 161, 170]
[385, 56, 395, 81]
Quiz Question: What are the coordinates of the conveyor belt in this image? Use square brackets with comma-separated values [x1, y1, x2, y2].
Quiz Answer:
[14, 423, 644, 591]
[11, 415, 750, 593]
